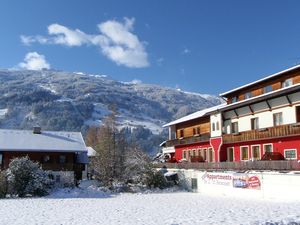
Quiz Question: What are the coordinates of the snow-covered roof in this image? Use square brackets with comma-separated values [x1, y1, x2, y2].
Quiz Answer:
[163, 104, 226, 127]
[220, 64, 300, 97]
[87, 146, 97, 157]
[0, 129, 87, 152]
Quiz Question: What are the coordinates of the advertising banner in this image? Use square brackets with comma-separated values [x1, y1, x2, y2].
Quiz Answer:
[201, 172, 261, 190]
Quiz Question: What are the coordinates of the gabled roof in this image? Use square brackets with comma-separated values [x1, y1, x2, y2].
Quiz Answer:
[220, 64, 300, 97]
[163, 104, 226, 127]
[0, 129, 87, 152]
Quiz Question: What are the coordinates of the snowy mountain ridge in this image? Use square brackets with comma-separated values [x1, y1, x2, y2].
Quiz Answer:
[0, 69, 222, 153]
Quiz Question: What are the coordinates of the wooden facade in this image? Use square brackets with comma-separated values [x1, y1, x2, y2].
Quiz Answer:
[175, 116, 210, 139]
[1, 152, 76, 171]
[227, 71, 300, 104]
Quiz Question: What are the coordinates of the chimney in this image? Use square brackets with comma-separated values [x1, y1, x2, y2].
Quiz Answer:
[33, 126, 41, 134]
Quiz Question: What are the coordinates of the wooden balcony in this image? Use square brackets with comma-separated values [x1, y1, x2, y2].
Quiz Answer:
[223, 123, 300, 144]
[166, 133, 210, 147]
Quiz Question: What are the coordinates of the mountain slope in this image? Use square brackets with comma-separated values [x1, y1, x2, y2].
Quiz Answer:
[0, 69, 222, 154]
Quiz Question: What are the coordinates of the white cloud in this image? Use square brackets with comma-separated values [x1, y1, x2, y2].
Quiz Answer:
[18, 52, 50, 70]
[20, 18, 149, 68]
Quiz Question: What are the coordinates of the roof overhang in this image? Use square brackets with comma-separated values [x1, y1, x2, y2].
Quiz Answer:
[220, 83, 300, 112]
[220, 65, 300, 97]
[163, 103, 226, 127]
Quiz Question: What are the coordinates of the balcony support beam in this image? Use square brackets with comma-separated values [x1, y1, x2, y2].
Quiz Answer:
[248, 105, 254, 115]
[265, 100, 272, 111]
[285, 95, 292, 106]
[233, 109, 239, 118]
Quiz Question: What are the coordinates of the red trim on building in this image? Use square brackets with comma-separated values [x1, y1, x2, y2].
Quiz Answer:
[210, 137, 223, 162]
[172, 135, 300, 162]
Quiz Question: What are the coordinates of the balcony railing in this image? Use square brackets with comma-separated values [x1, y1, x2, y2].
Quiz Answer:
[165, 133, 210, 147]
[154, 161, 300, 171]
[223, 123, 300, 144]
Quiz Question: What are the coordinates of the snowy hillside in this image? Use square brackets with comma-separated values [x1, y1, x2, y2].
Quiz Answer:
[0, 69, 222, 154]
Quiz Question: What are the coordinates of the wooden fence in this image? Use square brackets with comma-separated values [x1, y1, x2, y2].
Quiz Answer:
[154, 161, 300, 171]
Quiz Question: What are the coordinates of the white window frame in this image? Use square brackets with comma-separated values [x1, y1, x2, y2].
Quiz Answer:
[273, 112, 283, 126]
[226, 147, 235, 162]
[282, 78, 293, 88]
[244, 92, 252, 99]
[263, 143, 273, 154]
[284, 149, 297, 160]
[240, 146, 249, 161]
[251, 117, 259, 130]
[251, 145, 261, 160]
[202, 148, 207, 161]
[208, 147, 214, 162]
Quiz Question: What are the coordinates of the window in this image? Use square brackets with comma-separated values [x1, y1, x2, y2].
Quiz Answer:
[59, 155, 66, 164]
[212, 123, 215, 131]
[273, 112, 283, 126]
[251, 145, 261, 160]
[232, 96, 238, 103]
[244, 92, 253, 99]
[198, 149, 202, 157]
[208, 148, 214, 162]
[231, 122, 239, 134]
[284, 149, 297, 160]
[0, 154, 2, 165]
[193, 127, 200, 136]
[179, 129, 184, 138]
[43, 155, 51, 163]
[182, 151, 187, 159]
[193, 149, 196, 157]
[241, 146, 249, 160]
[263, 85, 273, 94]
[216, 121, 220, 131]
[263, 144, 273, 153]
[251, 117, 259, 130]
[282, 78, 293, 88]
[203, 148, 207, 161]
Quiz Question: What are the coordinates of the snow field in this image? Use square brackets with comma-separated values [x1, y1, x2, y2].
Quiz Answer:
[0, 190, 299, 225]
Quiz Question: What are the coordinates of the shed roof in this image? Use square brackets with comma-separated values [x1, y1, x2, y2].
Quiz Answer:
[0, 129, 87, 152]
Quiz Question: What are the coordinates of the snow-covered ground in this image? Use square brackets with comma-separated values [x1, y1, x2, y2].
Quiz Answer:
[0, 182, 299, 225]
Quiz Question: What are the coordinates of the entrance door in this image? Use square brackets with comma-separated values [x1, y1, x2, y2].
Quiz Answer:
[227, 147, 234, 162]
[296, 106, 300, 123]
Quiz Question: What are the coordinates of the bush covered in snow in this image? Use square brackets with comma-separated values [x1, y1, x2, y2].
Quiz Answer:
[6, 156, 53, 197]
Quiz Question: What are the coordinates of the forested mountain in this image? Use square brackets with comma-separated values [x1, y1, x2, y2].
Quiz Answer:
[0, 69, 222, 154]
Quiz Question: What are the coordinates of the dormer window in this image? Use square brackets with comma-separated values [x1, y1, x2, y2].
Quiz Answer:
[282, 78, 293, 88]
[263, 85, 273, 94]
[244, 92, 253, 99]
[231, 96, 238, 103]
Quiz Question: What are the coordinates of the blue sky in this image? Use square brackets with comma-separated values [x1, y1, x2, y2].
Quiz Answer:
[1, 0, 300, 95]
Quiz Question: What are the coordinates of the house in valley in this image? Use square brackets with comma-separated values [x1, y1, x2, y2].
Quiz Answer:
[162, 65, 300, 163]
[0, 127, 88, 184]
